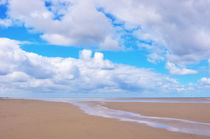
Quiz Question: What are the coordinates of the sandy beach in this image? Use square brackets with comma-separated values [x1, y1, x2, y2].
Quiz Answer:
[105, 100, 210, 123]
[0, 98, 210, 139]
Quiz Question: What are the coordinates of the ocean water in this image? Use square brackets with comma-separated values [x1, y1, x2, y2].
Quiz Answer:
[38, 98, 210, 137]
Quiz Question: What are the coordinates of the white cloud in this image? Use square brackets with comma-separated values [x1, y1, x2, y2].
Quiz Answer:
[0, 19, 12, 27]
[147, 53, 164, 64]
[0, 0, 210, 97]
[99, 36, 122, 51]
[41, 33, 73, 46]
[79, 49, 92, 61]
[166, 62, 198, 75]
[199, 77, 210, 85]
[6, 0, 123, 50]
[1, 0, 209, 66]
[0, 37, 184, 96]
[97, 0, 210, 65]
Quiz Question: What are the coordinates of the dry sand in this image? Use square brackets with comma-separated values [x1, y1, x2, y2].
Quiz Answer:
[0, 98, 209, 139]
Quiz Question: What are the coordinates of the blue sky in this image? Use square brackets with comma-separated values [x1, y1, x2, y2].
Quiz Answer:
[0, 0, 210, 98]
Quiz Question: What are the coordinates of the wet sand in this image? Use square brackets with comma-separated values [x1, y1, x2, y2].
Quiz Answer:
[0, 98, 209, 139]
[105, 101, 210, 123]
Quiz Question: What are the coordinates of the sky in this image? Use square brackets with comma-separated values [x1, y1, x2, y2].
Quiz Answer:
[0, 0, 210, 98]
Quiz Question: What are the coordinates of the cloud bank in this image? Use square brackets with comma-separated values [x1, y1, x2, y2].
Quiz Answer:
[1, 0, 209, 74]
[0, 0, 210, 97]
[0, 37, 190, 96]
[0, 38, 209, 97]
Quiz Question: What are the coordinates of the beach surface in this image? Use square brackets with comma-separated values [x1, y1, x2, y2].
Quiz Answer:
[0, 98, 210, 139]
[105, 100, 210, 123]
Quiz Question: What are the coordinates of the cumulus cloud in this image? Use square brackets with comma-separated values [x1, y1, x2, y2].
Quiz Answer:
[0, 37, 185, 96]
[41, 33, 73, 46]
[2, 0, 210, 76]
[96, 0, 210, 65]
[1, 0, 209, 65]
[79, 49, 92, 61]
[99, 36, 122, 51]
[166, 62, 198, 75]
[199, 78, 210, 85]
[5, 0, 124, 50]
